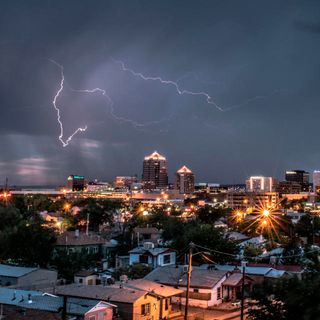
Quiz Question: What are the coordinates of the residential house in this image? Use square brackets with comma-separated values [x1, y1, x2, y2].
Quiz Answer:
[222, 272, 254, 301]
[0, 264, 57, 290]
[145, 265, 229, 308]
[55, 283, 180, 320]
[0, 287, 114, 320]
[54, 231, 106, 257]
[213, 264, 290, 283]
[129, 245, 176, 268]
[74, 270, 97, 285]
[133, 227, 162, 246]
[118, 279, 183, 319]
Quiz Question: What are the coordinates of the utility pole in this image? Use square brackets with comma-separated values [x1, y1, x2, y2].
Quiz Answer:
[240, 260, 247, 320]
[86, 212, 90, 235]
[184, 242, 194, 320]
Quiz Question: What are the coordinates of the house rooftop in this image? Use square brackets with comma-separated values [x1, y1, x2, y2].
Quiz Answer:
[55, 284, 148, 303]
[0, 264, 38, 278]
[0, 288, 112, 316]
[56, 231, 106, 246]
[128, 247, 174, 256]
[134, 227, 161, 234]
[144, 265, 228, 289]
[119, 279, 183, 297]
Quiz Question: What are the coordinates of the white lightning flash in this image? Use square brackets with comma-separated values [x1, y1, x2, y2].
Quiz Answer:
[112, 58, 225, 112]
[50, 59, 87, 147]
[50, 59, 170, 147]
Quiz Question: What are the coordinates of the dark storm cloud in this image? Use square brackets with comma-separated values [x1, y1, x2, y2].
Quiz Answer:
[0, 0, 320, 185]
[294, 20, 320, 34]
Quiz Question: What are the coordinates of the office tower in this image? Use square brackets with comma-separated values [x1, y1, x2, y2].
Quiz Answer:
[142, 151, 168, 189]
[285, 170, 310, 191]
[313, 170, 320, 193]
[67, 175, 85, 191]
[175, 165, 195, 194]
[246, 176, 277, 192]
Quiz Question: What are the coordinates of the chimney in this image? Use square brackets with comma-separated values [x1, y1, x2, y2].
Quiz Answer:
[75, 229, 80, 238]
[28, 294, 32, 304]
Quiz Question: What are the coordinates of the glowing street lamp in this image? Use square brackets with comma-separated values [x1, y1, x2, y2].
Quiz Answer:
[262, 209, 270, 217]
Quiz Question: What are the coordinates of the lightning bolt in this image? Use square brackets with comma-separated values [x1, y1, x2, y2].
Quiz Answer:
[50, 59, 87, 147]
[50, 59, 171, 147]
[113, 58, 280, 113]
[112, 58, 225, 112]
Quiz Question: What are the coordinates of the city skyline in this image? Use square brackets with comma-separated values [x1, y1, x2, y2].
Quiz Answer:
[1, 1, 320, 185]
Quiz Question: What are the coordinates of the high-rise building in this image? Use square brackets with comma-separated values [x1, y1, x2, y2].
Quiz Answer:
[285, 170, 310, 191]
[66, 175, 85, 191]
[142, 151, 168, 189]
[246, 176, 277, 192]
[175, 165, 195, 194]
[313, 170, 320, 193]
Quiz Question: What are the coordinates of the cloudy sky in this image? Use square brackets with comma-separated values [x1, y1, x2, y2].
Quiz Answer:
[0, 0, 320, 186]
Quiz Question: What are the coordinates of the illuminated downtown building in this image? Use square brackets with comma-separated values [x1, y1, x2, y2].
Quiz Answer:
[66, 175, 85, 191]
[227, 191, 279, 210]
[142, 151, 168, 189]
[246, 176, 277, 192]
[285, 170, 310, 191]
[313, 170, 320, 193]
[175, 165, 195, 194]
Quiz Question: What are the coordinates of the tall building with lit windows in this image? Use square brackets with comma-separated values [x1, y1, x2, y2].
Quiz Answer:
[246, 176, 277, 192]
[175, 165, 195, 194]
[66, 175, 85, 191]
[313, 170, 320, 193]
[285, 170, 310, 191]
[142, 151, 168, 189]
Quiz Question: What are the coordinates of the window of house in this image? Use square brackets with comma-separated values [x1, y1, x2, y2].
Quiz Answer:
[193, 289, 199, 293]
[79, 278, 83, 284]
[89, 316, 96, 320]
[98, 312, 105, 320]
[141, 303, 151, 315]
[163, 254, 171, 264]
[217, 287, 221, 300]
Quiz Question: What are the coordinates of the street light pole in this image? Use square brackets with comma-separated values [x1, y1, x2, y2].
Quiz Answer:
[184, 242, 194, 320]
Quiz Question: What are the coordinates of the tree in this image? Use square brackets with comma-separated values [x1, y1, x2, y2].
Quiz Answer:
[0, 205, 56, 267]
[196, 205, 230, 225]
[248, 275, 320, 320]
[171, 221, 239, 264]
[76, 199, 120, 232]
[51, 250, 100, 281]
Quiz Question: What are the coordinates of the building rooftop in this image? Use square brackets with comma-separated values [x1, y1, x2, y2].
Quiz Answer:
[115, 279, 183, 298]
[144, 151, 166, 161]
[128, 247, 174, 256]
[144, 265, 228, 289]
[55, 284, 148, 303]
[0, 264, 38, 278]
[56, 231, 106, 246]
[133, 227, 161, 234]
[0, 288, 112, 316]
[176, 166, 193, 174]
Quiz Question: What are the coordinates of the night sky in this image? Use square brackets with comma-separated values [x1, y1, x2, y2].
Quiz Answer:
[0, 0, 320, 186]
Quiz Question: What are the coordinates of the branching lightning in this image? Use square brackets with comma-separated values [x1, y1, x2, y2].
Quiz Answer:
[113, 58, 225, 112]
[50, 59, 87, 147]
[50, 58, 278, 147]
[50, 59, 170, 147]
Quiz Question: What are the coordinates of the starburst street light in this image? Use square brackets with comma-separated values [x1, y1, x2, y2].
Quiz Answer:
[262, 209, 270, 217]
